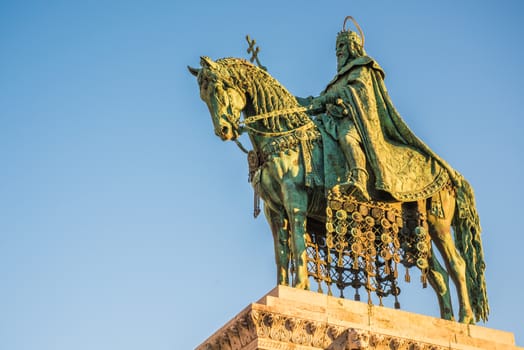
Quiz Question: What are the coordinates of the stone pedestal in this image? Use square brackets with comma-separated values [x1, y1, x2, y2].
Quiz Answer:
[196, 285, 522, 350]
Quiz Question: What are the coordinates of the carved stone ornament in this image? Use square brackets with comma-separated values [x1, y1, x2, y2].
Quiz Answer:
[196, 307, 454, 350]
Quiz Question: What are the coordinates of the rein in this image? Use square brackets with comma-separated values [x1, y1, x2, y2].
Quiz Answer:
[242, 119, 314, 137]
[240, 106, 308, 126]
[239, 106, 313, 137]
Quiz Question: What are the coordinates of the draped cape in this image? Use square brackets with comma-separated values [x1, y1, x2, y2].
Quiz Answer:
[320, 56, 458, 201]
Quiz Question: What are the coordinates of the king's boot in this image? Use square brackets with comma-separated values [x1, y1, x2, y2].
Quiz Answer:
[338, 168, 370, 201]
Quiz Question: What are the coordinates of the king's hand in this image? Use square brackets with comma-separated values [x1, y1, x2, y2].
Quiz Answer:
[307, 96, 326, 115]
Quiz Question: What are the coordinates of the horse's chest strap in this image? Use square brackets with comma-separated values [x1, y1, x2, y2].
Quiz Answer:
[260, 127, 321, 159]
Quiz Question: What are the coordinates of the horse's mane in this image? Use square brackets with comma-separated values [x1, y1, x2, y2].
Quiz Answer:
[216, 57, 311, 132]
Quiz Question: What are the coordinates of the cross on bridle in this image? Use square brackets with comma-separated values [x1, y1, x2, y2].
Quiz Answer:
[246, 35, 267, 71]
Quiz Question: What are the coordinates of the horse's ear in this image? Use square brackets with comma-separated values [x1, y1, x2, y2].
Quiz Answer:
[187, 66, 200, 77]
[200, 56, 218, 70]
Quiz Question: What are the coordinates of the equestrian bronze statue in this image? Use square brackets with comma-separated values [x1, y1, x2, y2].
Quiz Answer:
[188, 17, 488, 324]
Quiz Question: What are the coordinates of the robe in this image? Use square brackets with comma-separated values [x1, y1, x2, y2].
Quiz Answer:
[320, 56, 458, 201]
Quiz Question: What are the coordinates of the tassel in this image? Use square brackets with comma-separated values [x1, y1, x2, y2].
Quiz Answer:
[405, 268, 411, 283]
[394, 296, 401, 309]
[337, 250, 344, 267]
[253, 190, 261, 218]
[421, 273, 428, 288]
[353, 257, 359, 270]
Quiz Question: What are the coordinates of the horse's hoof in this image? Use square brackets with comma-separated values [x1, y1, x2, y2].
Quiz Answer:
[441, 307, 455, 321]
[459, 311, 475, 324]
[293, 280, 310, 291]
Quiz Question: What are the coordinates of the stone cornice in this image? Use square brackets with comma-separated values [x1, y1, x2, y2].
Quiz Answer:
[195, 286, 521, 350]
[197, 306, 451, 350]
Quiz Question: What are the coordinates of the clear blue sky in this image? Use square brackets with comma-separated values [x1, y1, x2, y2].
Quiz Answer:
[1, 1, 523, 349]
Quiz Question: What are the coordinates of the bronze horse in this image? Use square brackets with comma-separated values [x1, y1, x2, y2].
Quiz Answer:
[189, 56, 488, 323]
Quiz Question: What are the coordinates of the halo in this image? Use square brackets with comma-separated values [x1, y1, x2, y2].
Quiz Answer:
[342, 16, 365, 47]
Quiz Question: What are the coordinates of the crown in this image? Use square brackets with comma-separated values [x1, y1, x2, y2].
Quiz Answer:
[336, 16, 365, 48]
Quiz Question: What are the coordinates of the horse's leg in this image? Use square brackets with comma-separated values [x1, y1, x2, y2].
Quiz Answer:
[283, 184, 310, 290]
[427, 190, 474, 324]
[426, 246, 454, 320]
[264, 205, 290, 286]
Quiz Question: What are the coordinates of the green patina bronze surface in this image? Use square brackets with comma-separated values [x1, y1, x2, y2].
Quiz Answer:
[188, 17, 488, 324]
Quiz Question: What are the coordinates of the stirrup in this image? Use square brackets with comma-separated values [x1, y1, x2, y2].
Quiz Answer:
[340, 167, 371, 201]
[346, 181, 371, 202]
[333, 181, 371, 202]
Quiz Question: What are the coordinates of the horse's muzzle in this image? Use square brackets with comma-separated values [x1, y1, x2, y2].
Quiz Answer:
[215, 123, 237, 141]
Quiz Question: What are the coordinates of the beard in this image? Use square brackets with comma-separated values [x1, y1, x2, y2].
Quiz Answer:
[337, 55, 350, 71]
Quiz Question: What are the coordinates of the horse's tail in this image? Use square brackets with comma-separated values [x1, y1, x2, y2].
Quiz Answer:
[452, 173, 489, 322]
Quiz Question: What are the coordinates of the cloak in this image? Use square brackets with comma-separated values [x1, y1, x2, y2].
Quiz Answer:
[321, 56, 458, 201]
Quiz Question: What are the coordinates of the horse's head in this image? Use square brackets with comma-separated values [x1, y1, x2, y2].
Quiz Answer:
[188, 56, 246, 141]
